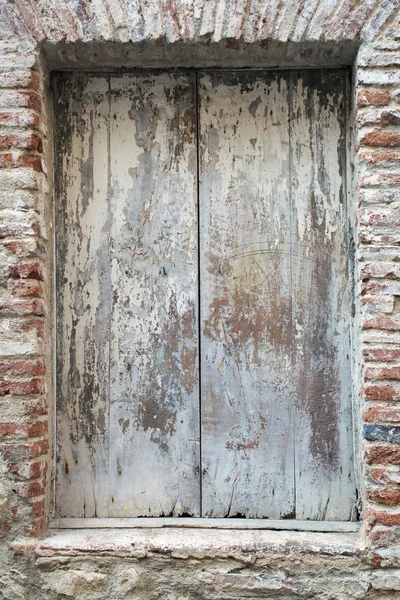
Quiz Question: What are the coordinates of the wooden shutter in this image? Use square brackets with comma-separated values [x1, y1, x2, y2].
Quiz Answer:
[55, 70, 357, 521]
[199, 70, 357, 520]
[55, 73, 200, 517]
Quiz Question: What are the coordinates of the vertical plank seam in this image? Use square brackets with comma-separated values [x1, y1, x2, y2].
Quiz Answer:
[288, 70, 296, 520]
[107, 73, 112, 518]
[195, 71, 203, 518]
[52, 73, 59, 517]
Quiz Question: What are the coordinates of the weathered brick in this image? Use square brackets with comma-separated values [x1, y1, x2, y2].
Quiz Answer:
[0, 359, 45, 376]
[364, 423, 400, 443]
[362, 263, 400, 280]
[365, 443, 400, 464]
[0, 299, 45, 316]
[357, 89, 391, 107]
[365, 385, 400, 401]
[364, 404, 400, 424]
[366, 508, 400, 527]
[0, 378, 43, 397]
[360, 173, 400, 188]
[27, 420, 47, 438]
[369, 466, 400, 485]
[11, 262, 43, 281]
[360, 131, 400, 147]
[359, 150, 400, 167]
[1, 439, 48, 461]
[362, 295, 394, 315]
[358, 189, 398, 205]
[363, 317, 400, 331]
[369, 526, 397, 548]
[381, 110, 400, 126]
[30, 498, 45, 518]
[0, 153, 42, 172]
[0, 70, 40, 90]
[367, 488, 400, 507]
[360, 208, 400, 226]
[16, 481, 45, 499]
[8, 460, 46, 481]
[0, 109, 40, 129]
[364, 349, 400, 362]
[11, 281, 44, 298]
[0, 134, 42, 153]
[365, 367, 400, 380]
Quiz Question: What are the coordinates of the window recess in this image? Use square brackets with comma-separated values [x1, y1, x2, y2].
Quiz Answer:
[54, 70, 357, 522]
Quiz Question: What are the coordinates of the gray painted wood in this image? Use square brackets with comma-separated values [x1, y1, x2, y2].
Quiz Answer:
[199, 70, 356, 520]
[55, 74, 111, 517]
[108, 74, 200, 517]
[199, 72, 295, 518]
[289, 70, 357, 520]
[55, 70, 356, 522]
[49, 518, 360, 533]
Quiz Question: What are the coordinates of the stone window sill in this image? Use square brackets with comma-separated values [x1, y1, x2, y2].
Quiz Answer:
[13, 523, 363, 560]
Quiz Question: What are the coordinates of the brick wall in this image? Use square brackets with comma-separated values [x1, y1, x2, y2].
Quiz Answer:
[0, 1, 399, 598]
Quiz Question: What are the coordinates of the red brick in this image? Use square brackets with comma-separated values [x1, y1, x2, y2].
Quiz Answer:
[0, 110, 40, 129]
[365, 367, 400, 381]
[0, 153, 42, 172]
[365, 508, 400, 527]
[11, 262, 43, 281]
[364, 404, 400, 423]
[0, 422, 28, 437]
[12, 281, 44, 298]
[0, 360, 45, 376]
[370, 467, 400, 485]
[1, 439, 48, 460]
[4, 240, 42, 257]
[30, 498, 45, 518]
[10, 318, 44, 336]
[369, 525, 397, 548]
[357, 89, 391, 107]
[367, 488, 400, 506]
[360, 172, 400, 187]
[16, 481, 45, 499]
[31, 519, 45, 537]
[381, 111, 400, 126]
[363, 316, 400, 331]
[0, 133, 42, 153]
[364, 385, 400, 401]
[360, 208, 400, 226]
[361, 131, 400, 147]
[23, 397, 47, 417]
[365, 443, 400, 465]
[8, 460, 46, 481]
[0, 299, 45, 316]
[359, 150, 400, 166]
[0, 379, 43, 397]
[364, 349, 400, 362]
[27, 420, 47, 438]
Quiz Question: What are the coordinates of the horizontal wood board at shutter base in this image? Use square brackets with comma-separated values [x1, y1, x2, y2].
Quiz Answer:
[55, 74, 111, 518]
[199, 70, 357, 520]
[108, 74, 200, 517]
[54, 69, 357, 522]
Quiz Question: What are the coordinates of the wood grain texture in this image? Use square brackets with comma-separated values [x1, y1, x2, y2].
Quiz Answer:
[108, 74, 200, 517]
[289, 70, 357, 520]
[55, 70, 356, 521]
[55, 74, 111, 517]
[199, 72, 295, 518]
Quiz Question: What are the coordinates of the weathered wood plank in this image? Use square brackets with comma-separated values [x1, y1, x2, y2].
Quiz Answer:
[55, 74, 111, 517]
[49, 517, 360, 533]
[199, 71, 295, 518]
[108, 73, 200, 517]
[289, 70, 357, 520]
